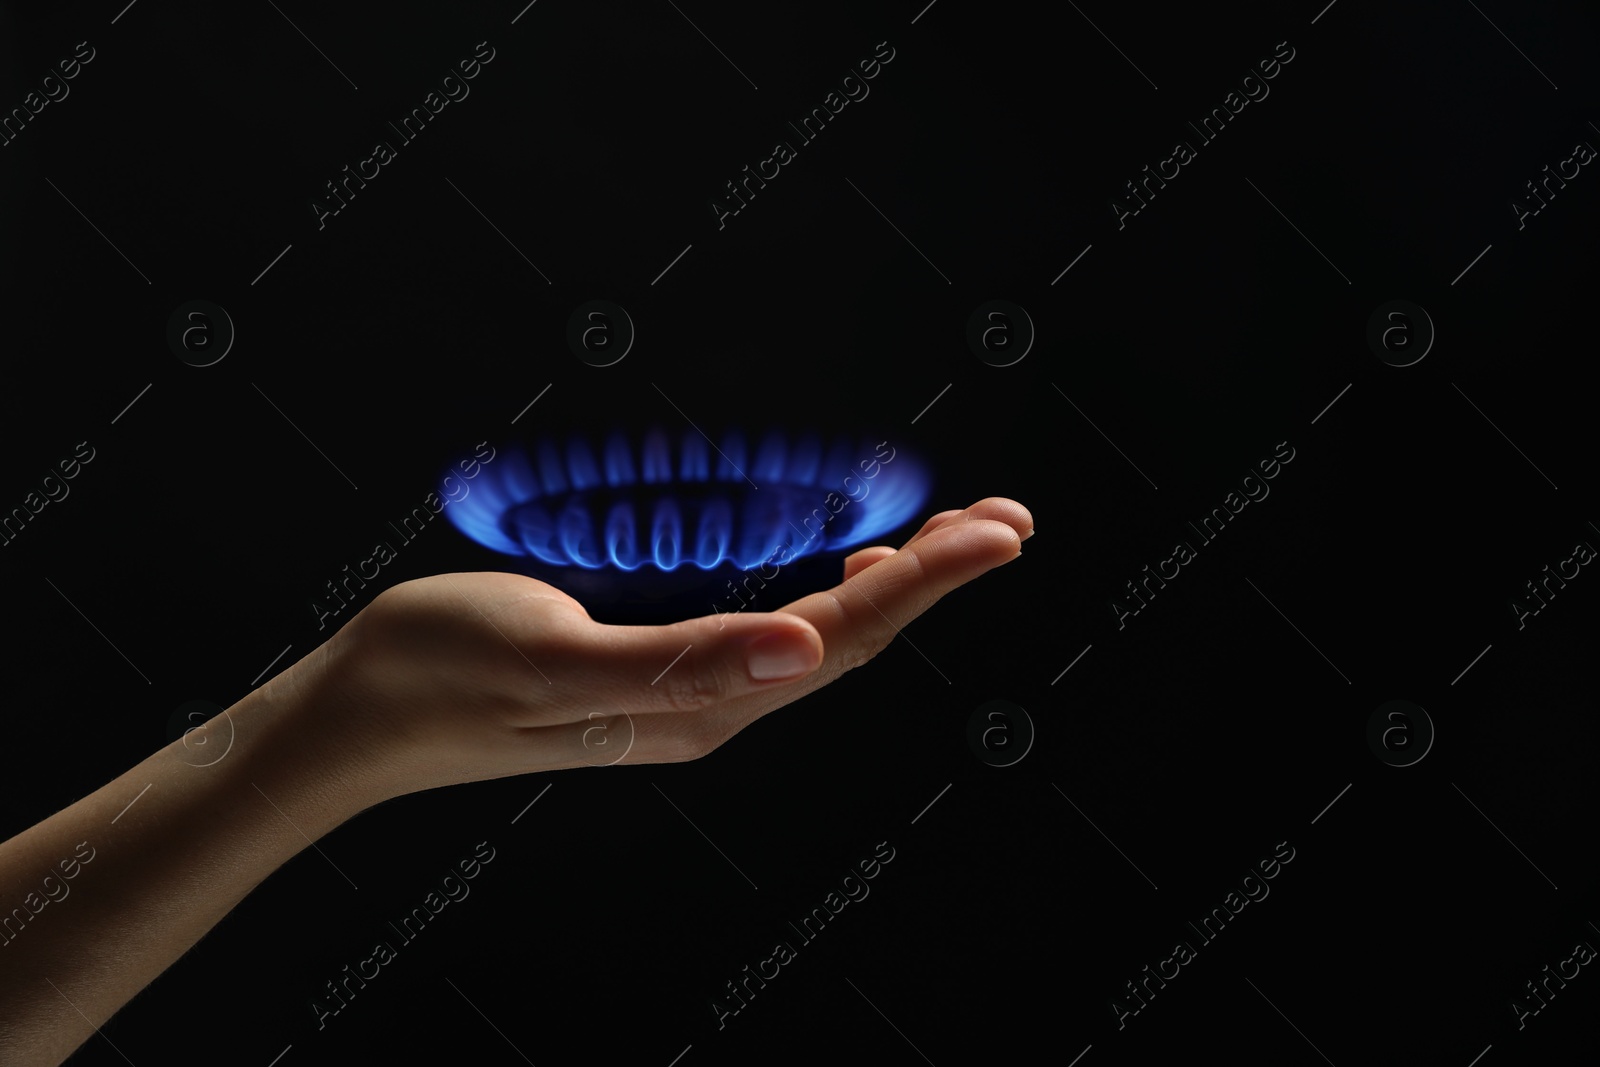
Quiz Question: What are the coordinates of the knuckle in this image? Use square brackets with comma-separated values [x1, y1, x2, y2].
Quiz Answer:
[821, 589, 891, 674]
[837, 641, 876, 675]
[658, 648, 726, 713]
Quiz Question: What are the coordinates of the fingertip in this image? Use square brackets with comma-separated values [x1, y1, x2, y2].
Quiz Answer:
[921, 516, 1025, 570]
[963, 497, 1033, 541]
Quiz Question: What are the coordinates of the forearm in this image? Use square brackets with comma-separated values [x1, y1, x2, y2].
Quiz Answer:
[0, 651, 383, 1067]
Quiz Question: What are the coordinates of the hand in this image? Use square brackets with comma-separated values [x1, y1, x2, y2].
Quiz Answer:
[291, 497, 1032, 803]
[0, 495, 1030, 1067]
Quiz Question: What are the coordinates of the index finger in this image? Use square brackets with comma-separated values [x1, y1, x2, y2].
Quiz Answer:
[776, 499, 1030, 685]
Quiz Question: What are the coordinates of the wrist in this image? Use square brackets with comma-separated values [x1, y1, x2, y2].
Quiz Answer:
[227, 639, 400, 831]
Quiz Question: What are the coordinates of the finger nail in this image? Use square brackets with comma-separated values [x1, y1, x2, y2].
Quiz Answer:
[1021, 527, 1035, 541]
[745, 631, 819, 681]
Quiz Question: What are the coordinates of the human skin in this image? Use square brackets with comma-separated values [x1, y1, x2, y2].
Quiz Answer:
[0, 497, 1031, 1066]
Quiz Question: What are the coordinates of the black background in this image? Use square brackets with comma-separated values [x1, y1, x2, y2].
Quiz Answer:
[2, 1, 1597, 1063]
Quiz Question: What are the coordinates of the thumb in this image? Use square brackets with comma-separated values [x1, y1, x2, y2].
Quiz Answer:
[581, 610, 825, 714]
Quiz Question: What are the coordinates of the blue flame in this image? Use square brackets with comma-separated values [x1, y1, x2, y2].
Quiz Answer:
[447, 430, 930, 571]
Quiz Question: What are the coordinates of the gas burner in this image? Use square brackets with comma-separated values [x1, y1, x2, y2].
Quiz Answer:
[446, 429, 928, 577]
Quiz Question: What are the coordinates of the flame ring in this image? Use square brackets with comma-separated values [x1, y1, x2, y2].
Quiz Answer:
[445, 430, 929, 572]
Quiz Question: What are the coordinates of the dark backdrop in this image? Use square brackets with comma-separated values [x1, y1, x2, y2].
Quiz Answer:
[2, 1, 1596, 1063]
